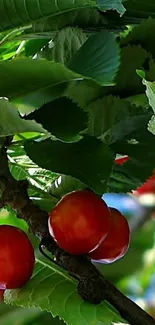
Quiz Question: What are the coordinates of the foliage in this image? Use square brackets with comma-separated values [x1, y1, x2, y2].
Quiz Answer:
[1, 0, 155, 324]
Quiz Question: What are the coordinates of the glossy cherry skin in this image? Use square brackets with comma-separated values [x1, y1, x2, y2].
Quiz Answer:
[0, 225, 35, 289]
[89, 207, 130, 263]
[48, 190, 111, 255]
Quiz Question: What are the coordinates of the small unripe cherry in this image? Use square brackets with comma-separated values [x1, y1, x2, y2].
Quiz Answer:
[0, 225, 35, 289]
[89, 207, 130, 264]
[48, 190, 111, 255]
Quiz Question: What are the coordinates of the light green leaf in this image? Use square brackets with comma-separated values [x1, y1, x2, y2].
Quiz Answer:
[148, 114, 155, 135]
[40, 27, 87, 65]
[69, 31, 120, 86]
[142, 79, 155, 113]
[25, 136, 114, 194]
[0, 0, 96, 31]
[0, 99, 46, 137]
[5, 260, 123, 325]
[48, 175, 85, 198]
[97, 0, 125, 16]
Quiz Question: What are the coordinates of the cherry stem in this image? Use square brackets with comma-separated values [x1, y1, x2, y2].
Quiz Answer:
[39, 240, 78, 281]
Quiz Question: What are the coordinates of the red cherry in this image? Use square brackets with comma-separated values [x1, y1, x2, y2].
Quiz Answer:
[48, 190, 111, 255]
[0, 225, 35, 289]
[115, 156, 129, 165]
[134, 171, 155, 195]
[0, 289, 4, 302]
[89, 207, 130, 264]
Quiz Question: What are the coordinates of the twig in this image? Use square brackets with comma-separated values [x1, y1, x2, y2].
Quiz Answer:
[0, 146, 155, 325]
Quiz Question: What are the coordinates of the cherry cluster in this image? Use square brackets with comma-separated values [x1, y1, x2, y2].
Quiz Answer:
[0, 225, 35, 299]
[48, 190, 130, 263]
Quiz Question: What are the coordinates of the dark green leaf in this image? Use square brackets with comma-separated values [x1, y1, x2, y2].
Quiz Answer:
[85, 95, 148, 142]
[25, 136, 114, 194]
[124, 0, 155, 19]
[121, 17, 155, 57]
[26, 97, 88, 142]
[109, 115, 155, 192]
[69, 31, 120, 86]
[111, 45, 152, 97]
[25, 39, 50, 57]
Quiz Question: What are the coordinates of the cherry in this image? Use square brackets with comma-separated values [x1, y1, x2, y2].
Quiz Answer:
[134, 171, 155, 195]
[0, 225, 35, 289]
[115, 156, 129, 165]
[48, 190, 111, 255]
[89, 207, 130, 263]
[0, 289, 4, 301]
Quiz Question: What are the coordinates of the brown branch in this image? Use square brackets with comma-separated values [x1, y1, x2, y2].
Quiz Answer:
[0, 146, 155, 325]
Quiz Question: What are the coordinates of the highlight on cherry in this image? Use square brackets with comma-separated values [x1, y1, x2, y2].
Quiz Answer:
[48, 190, 130, 263]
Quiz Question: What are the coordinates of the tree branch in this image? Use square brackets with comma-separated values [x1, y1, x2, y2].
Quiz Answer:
[0, 146, 155, 325]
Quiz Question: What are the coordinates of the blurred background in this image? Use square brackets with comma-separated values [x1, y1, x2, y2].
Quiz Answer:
[0, 190, 155, 324]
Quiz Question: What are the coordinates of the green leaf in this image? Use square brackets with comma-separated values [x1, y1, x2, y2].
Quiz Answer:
[25, 136, 114, 194]
[5, 260, 123, 325]
[85, 96, 147, 142]
[0, 207, 28, 232]
[13, 83, 68, 115]
[0, 58, 81, 100]
[25, 39, 50, 57]
[69, 31, 120, 86]
[8, 143, 57, 191]
[121, 17, 155, 57]
[26, 97, 88, 142]
[141, 78, 155, 135]
[97, 0, 125, 16]
[124, 0, 155, 19]
[109, 114, 155, 192]
[48, 175, 85, 198]
[40, 27, 87, 65]
[0, 0, 96, 31]
[111, 45, 152, 97]
[148, 115, 155, 135]
[142, 79, 155, 113]
[0, 99, 46, 137]
[32, 8, 108, 33]
[67, 79, 103, 107]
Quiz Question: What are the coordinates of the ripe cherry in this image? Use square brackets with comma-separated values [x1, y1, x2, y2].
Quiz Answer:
[0, 289, 4, 301]
[115, 156, 129, 165]
[89, 207, 130, 263]
[48, 190, 111, 255]
[0, 225, 35, 289]
[134, 171, 155, 195]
